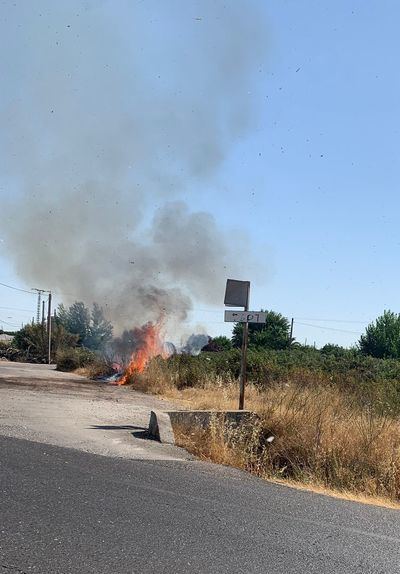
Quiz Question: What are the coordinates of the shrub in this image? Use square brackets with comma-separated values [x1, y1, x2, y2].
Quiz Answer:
[13, 323, 78, 362]
[359, 310, 400, 359]
[135, 347, 400, 416]
[174, 382, 400, 502]
[56, 347, 97, 371]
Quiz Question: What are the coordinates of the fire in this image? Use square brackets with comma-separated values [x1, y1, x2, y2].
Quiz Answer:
[118, 320, 166, 385]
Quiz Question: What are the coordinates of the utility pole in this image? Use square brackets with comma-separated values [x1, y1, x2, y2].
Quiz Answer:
[42, 300, 45, 327]
[32, 288, 46, 324]
[47, 292, 52, 365]
[289, 317, 294, 346]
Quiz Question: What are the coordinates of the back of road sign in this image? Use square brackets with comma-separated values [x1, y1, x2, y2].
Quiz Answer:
[224, 279, 250, 308]
[225, 310, 267, 324]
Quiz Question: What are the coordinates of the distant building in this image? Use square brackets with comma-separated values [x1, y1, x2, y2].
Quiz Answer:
[0, 334, 13, 343]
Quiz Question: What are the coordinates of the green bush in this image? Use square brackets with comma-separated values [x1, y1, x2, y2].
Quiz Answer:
[152, 347, 400, 415]
[13, 323, 78, 363]
[56, 347, 97, 371]
[359, 310, 400, 358]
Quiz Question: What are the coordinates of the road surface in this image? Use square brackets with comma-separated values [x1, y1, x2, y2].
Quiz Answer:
[0, 362, 189, 461]
[1, 362, 400, 573]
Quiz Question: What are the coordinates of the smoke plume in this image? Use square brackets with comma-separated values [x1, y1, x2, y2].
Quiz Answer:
[0, 1, 267, 335]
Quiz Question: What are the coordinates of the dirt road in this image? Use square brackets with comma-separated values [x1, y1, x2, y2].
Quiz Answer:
[0, 361, 190, 461]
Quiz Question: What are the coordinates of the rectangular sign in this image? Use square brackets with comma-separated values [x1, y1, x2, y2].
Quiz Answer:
[224, 311, 267, 324]
[224, 279, 250, 308]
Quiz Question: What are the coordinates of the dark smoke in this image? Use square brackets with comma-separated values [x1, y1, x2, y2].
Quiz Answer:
[181, 333, 210, 356]
[112, 325, 154, 367]
[0, 1, 267, 336]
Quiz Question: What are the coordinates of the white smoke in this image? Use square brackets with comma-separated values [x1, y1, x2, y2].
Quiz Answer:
[0, 0, 267, 335]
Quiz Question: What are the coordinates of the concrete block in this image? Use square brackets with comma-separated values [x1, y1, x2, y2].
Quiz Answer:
[148, 410, 258, 445]
[167, 410, 256, 430]
[148, 410, 175, 444]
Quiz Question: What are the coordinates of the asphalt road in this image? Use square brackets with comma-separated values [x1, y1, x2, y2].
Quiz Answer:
[2, 435, 400, 574]
[0, 362, 188, 460]
[2, 363, 400, 573]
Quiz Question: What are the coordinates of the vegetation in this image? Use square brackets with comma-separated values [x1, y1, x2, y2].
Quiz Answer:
[6, 300, 114, 371]
[0, 340, 21, 361]
[173, 382, 400, 505]
[359, 310, 400, 359]
[201, 335, 232, 352]
[132, 347, 400, 415]
[232, 310, 290, 350]
[55, 347, 97, 371]
[131, 352, 400, 504]
[57, 301, 113, 350]
[12, 323, 78, 363]
[55, 347, 113, 377]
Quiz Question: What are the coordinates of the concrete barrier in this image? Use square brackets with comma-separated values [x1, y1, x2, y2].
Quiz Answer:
[148, 410, 256, 444]
[148, 410, 176, 444]
[167, 410, 254, 430]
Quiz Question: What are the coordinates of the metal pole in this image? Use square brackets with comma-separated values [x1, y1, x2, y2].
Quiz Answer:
[47, 292, 52, 365]
[239, 321, 249, 410]
[37, 291, 41, 324]
[42, 300, 45, 327]
[239, 288, 250, 410]
[289, 317, 294, 346]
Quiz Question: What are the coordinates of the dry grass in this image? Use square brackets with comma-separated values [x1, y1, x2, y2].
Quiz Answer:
[74, 359, 114, 379]
[134, 358, 400, 506]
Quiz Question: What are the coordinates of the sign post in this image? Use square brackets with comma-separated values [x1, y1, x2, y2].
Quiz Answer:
[239, 308, 249, 411]
[224, 280, 266, 410]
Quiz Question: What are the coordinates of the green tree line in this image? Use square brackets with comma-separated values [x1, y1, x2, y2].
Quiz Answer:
[204, 309, 400, 360]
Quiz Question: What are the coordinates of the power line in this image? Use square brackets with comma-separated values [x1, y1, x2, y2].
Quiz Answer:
[0, 306, 34, 312]
[0, 317, 20, 328]
[0, 281, 35, 295]
[294, 317, 369, 324]
[295, 322, 362, 335]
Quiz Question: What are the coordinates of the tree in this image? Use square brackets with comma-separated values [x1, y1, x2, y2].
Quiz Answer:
[85, 303, 113, 350]
[232, 310, 290, 350]
[13, 323, 78, 361]
[57, 301, 113, 350]
[58, 302, 90, 345]
[201, 335, 232, 352]
[359, 310, 400, 359]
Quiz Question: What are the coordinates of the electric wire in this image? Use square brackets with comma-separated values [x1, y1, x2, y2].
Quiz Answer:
[0, 306, 34, 312]
[0, 281, 35, 294]
[0, 281, 373, 337]
[0, 317, 21, 328]
[295, 322, 362, 335]
[294, 317, 369, 324]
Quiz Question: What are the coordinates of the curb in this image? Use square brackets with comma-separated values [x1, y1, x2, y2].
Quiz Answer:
[148, 409, 255, 445]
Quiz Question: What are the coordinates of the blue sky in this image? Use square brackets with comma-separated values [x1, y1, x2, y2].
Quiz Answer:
[1, 1, 399, 347]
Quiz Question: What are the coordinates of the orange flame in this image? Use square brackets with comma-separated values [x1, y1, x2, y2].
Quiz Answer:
[118, 320, 165, 385]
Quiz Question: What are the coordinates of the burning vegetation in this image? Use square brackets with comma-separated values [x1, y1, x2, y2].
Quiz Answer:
[112, 320, 209, 385]
[115, 321, 168, 385]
